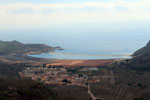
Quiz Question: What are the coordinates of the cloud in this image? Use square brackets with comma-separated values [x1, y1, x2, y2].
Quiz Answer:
[0, 1, 141, 15]
[1, 0, 150, 15]
[0, 0, 150, 30]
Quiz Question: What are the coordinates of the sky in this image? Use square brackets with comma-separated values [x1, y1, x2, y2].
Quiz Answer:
[0, 0, 150, 49]
[1, 0, 150, 29]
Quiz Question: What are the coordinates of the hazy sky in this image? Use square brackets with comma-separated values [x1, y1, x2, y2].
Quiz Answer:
[0, 0, 150, 47]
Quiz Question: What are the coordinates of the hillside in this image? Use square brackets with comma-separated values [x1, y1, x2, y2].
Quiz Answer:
[0, 60, 90, 100]
[0, 40, 62, 55]
[117, 40, 150, 70]
[0, 60, 56, 100]
[0, 77, 56, 100]
[130, 40, 150, 69]
[133, 40, 150, 57]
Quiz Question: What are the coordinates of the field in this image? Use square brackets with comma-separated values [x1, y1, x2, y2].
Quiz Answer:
[46, 59, 116, 67]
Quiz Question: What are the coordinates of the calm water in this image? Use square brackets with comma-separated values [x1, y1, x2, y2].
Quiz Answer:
[0, 29, 148, 60]
[28, 39, 147, 60]
[28, 49, 132, 60]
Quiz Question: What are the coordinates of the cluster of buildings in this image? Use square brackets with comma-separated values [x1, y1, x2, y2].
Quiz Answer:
[19, 65, 90, 86]
[19, 64, 116, 86]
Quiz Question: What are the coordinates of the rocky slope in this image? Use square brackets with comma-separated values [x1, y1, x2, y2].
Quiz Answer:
[133, 40, 150, 57]
[119, 40, 150, 70]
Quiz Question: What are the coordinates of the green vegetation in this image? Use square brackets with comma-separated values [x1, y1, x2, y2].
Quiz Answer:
[0, 40, 26, 54]
[0, 40, 56, 55]
[98, 67, 108, 71]
[134, 97, 143, 100]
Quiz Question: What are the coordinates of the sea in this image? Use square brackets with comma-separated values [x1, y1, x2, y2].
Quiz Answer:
[0, 29, 149, 60]
[28, 39, 147, 60]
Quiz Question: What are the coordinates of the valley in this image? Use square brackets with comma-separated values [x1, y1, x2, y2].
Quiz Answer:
[0, 40, 150, 100]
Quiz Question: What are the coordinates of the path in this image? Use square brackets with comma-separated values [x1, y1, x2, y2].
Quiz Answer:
[87, 83, 96, 100]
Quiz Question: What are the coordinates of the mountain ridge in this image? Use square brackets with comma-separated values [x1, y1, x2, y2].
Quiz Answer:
[0, 40, 63, 55]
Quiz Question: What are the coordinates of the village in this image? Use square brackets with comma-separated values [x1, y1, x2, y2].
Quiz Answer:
[19, 64, 103, 86]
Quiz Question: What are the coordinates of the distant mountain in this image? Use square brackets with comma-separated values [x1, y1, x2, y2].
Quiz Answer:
[0, 40, 62, 55]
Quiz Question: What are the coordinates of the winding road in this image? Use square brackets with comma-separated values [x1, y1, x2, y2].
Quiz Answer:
[87, 84, 96, 100]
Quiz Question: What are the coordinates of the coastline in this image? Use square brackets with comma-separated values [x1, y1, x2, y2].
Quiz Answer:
[0, 41, 127, 67]
[24, 50, 129, 67]
[27, 51, 132, 60]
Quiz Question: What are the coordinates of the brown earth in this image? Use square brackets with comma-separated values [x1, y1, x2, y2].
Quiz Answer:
[46, 59, 116, 67]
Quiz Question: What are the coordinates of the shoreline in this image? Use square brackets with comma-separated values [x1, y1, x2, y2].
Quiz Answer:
[0, 50, 126, 67]
[23, 51, 128, 67]
[27, 51, 132, 60]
